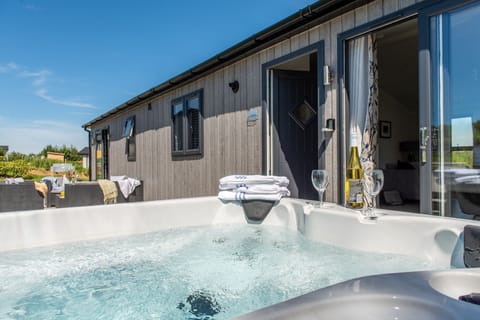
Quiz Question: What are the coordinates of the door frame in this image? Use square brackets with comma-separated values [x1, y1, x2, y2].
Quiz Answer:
[337, 0, 426, 206]
[261, 42, 325, 177]
[94, 126, 110, 180]
[337, 0, 475, 211]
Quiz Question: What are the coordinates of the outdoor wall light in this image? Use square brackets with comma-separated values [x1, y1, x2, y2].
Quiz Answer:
[323, 65, 334, 86]
[229, 80, 239, 93]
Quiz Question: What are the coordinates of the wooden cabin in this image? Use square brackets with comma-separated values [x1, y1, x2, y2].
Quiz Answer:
[47, 152, 65, 162]
[83, 0, 480, 219]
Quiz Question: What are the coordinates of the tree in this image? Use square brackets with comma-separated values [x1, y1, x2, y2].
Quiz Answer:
[8, 152, 26, 161]
[474, 120, 480, 145]
[39, 145, 81, 161]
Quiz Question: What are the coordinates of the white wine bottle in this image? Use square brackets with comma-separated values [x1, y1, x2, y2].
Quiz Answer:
[345, 144, 364, 209]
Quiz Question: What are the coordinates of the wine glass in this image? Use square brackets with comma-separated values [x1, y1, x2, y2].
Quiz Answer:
[363, 169, 384, 218]
[311, 170, 329, 208]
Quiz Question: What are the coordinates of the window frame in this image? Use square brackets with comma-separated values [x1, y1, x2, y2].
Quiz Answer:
[123, 116, 136, 162]
[171, 89, 204, 157]
[122, 116, 135, 138]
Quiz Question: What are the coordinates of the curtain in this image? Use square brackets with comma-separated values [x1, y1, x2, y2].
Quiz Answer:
[348, 36, 369, 149]
[348, 34, 379, 206]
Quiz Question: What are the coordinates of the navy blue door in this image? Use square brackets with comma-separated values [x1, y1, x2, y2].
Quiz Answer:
[273, 69, 318, 200]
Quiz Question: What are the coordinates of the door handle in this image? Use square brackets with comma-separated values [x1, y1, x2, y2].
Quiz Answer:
[420, 127, 429, 164]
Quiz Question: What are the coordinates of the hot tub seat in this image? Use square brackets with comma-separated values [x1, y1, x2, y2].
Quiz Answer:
[452, 177, 480, 219]
[234, 269, 480, 320]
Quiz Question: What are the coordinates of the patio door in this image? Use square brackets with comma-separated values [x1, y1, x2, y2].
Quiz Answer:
[420, 1, 480, 217]
[345, 19, 421, 213]
[95, 128, 109, 180]
[262, 43, 325, 200]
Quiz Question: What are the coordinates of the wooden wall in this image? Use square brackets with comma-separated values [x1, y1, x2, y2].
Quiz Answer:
[90, 0, 423, 201]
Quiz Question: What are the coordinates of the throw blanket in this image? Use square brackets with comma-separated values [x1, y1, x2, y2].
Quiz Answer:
[110, 175, 141, 198]
[219, 175, 289, 190]
[40, 176, 64, 192]
[98, 179, 118, 204]
[34, 182, 48, 198]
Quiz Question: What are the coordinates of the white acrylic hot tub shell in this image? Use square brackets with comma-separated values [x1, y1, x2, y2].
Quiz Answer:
[234, 269, 480, 320]
[0, 196, 475, 268]
[1, 196, 479, 319]
[0, 197, 300, 252]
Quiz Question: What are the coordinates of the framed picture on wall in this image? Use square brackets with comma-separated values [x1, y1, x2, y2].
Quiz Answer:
[380, 121, 391, 138]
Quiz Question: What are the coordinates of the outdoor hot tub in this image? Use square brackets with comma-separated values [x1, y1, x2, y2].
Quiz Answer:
[0, 197, 478, 319]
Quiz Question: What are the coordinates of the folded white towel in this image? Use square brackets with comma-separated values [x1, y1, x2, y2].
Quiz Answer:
[218, 191, 284, 202]
[235, 184, 290, 196]
[110, 176, 141, 198]
[219, 175, 289, 189]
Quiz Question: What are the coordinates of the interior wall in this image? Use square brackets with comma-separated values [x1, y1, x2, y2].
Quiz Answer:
[377, 20, 419, 169]
[378, 91, 419, 168]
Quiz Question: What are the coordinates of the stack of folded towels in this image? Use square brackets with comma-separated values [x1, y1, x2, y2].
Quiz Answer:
[218, 175, 290, 201]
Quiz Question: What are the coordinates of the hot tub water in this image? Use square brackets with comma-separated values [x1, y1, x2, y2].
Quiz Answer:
[0, 224, 446, 319]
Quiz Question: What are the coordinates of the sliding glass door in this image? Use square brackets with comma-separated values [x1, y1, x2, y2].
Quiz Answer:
[425, 1, 480, 218]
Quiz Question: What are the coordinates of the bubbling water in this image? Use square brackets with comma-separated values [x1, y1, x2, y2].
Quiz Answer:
[0, 224, 445, 319]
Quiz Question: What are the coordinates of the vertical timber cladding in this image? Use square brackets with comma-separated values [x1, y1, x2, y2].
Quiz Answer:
[91, 60, 266, 201]
[90, 0, 421, 201]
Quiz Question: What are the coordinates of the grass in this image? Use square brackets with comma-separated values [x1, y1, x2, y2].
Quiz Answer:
[432, 150, 474, 168]
[452, 150, 473, 168]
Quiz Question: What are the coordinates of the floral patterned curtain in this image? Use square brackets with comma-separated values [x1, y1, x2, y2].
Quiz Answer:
[360, 34, 379, 207]
[348, 33, 379, 207]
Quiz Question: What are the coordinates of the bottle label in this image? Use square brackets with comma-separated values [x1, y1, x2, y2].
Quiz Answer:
[347, 179, 363, 204]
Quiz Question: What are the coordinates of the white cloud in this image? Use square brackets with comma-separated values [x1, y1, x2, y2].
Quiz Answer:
[35, 88, 97, 109]
[0, 118, 88, 154]
[0, 62, 18, 73]
[19, 69, 50, 86]
[1, 62, 97, 109]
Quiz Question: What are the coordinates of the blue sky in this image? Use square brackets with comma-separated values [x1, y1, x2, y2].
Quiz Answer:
[0, 0, 317, 154]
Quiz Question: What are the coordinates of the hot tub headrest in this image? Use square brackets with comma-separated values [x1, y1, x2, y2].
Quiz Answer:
[464, 225, 480, 268]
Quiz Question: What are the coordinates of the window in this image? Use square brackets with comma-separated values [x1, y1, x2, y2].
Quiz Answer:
[171, 90, 203, 156]
[122, 117, 135, 138]
[123, 116, 136, 161]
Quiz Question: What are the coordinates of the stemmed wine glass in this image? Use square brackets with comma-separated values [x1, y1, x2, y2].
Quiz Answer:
[311, 170, 329, 208]
[363, 169, 384, 219]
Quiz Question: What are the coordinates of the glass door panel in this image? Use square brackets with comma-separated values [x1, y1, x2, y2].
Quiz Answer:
[430, 2, 480, 218]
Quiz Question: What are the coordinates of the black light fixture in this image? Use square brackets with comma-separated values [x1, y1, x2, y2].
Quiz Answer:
[229, 80, 239, 93]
